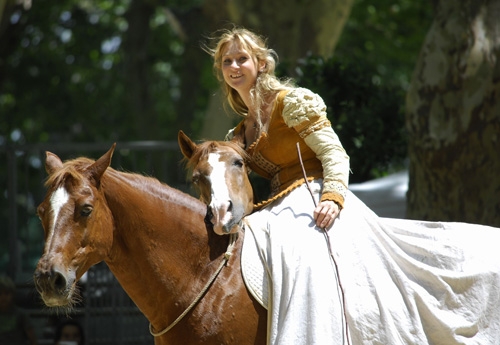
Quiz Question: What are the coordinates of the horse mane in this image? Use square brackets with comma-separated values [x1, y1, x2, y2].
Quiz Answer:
[44, 156, 164, 192]
[44, 155, 203, 211]
[183, 140, 249, 173]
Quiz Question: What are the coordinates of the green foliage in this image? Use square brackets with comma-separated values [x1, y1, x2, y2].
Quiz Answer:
[336, 0, 433, 90]
[0, 0, 435, 279]
[0, 0, 206, 278]
[0, 0, 432, 153]
[288, 0, 433, 183]
[295, 55, 408, 183]
[2, 1, 125, 143]
[0, 0, 204, 145]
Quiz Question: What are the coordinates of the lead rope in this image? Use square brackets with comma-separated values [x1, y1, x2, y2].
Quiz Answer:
[149, 232, 238, 337]
[296, 143, 351, 345]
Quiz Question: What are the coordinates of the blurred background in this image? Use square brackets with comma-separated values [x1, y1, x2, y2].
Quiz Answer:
[1, 0, 499, 344]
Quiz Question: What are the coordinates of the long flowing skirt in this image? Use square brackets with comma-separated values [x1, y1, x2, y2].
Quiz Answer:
[244, 180, 500, 345]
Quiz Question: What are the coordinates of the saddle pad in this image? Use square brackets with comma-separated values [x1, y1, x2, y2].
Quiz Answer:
[241, 220, 269, 309]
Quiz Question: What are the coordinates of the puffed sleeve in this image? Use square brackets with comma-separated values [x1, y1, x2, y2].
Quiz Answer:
[282, 88, 350, 207]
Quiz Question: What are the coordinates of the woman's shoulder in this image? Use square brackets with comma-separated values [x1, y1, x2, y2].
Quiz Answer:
[284, 86, 325, 101]
[283, 86, 315, 98]
[282, 87, 327, 127]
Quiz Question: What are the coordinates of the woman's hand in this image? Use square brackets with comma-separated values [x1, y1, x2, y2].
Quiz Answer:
[313, 200, 341, 229]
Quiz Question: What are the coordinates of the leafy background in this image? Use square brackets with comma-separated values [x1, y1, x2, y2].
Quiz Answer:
[0, 0, 433, 276]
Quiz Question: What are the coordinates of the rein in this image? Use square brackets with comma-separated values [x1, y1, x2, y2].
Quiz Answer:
[149, 232, 238, 337]
[296, 142, 351, 345]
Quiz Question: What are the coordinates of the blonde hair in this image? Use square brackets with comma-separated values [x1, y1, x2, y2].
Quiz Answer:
[204, 27, 293, 130]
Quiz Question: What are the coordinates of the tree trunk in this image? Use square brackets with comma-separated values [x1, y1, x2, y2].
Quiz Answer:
[406, 0, 500, 226]
[123, 0, 156, 140]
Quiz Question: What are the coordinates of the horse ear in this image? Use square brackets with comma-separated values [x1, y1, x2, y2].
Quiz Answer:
[86, 143, 116, 186]
[45, 152, 64, 175]
[230, 130, 246, 150]
[178, 130, 198, 159]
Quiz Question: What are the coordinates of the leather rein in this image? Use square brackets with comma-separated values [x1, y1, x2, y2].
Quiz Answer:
[296, 142, 351, 345]
[149, 232, 238, 337]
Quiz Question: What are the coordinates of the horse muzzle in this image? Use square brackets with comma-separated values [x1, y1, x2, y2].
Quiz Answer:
[33, 262, 76, 307]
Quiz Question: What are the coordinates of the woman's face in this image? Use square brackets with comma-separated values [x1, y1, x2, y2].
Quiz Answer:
[221, 40, 264, 95]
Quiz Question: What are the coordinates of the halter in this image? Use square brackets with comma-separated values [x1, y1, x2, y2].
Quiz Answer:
[149, 232, 238, 337]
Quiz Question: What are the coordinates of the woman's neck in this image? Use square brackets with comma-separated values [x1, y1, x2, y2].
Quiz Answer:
[239, 89, 254, 114]
[242, 91, 279, 146]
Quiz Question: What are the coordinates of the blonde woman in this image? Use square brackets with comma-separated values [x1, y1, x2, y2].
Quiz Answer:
[202, 26, 500, 345]
[205, 27, 349, 344]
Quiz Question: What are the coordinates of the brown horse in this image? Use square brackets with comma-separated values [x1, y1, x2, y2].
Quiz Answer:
[33, 144, 266, 345]
[178, 131, 254, 236]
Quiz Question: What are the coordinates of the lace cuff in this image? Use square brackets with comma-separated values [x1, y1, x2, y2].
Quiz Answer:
[303, 126, 349, 206]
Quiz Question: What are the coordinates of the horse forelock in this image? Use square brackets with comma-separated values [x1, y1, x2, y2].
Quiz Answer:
[44, 157, 95, 190]
[224, 140, 248, 161]
[185, 140, 249, 172]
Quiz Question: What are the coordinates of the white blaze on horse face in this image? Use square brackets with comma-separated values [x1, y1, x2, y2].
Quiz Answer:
[207, 152, 233, 231]
[48, 187, 70, 243]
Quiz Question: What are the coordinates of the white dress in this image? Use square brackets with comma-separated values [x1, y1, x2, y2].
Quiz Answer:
[235, 87, 500, 344]
[244, 181, 500, 345]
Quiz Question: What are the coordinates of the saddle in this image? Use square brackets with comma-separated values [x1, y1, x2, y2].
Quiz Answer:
[240, 219, 269, 309]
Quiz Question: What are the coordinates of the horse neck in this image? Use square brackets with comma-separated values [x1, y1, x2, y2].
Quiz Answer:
[100, 169, 227, 325]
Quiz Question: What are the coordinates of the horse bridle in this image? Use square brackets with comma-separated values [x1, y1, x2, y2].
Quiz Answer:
[149, 232, 238, 337]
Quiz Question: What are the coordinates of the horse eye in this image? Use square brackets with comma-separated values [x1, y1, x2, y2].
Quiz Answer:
[80, 205, 93, 217]
[233, 159, 244, 168]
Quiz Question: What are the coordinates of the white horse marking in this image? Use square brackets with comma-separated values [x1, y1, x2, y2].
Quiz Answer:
[48, 187, 70, 242]
[207, 152, 233, 226]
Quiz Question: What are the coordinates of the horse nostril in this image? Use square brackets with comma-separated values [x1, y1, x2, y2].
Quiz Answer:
[33, 268, 67, 293]
[53, 271, 67, 292]
[228, 200, 233, 213]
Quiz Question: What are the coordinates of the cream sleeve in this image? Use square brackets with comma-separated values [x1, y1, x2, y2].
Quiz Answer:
[282, 88, 350, 207]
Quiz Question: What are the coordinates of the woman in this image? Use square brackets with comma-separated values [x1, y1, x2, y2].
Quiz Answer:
[205, 27, 350, 344]
[208, 27, 348, 229]
[204, 26, 500, 345]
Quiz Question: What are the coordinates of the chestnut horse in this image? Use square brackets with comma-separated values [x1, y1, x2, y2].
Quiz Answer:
[178, 131, 254, 236]
[33, 144, 266, 345]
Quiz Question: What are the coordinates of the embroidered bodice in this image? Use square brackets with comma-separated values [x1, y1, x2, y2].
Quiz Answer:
[229, 88, 349, 209]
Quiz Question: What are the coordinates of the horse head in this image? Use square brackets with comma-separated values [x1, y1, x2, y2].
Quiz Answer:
[33, 144, 116, 308]
[178, 130, 253, 235]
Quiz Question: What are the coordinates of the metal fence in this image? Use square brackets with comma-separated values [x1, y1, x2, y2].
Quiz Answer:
[1, 141, 191, 345]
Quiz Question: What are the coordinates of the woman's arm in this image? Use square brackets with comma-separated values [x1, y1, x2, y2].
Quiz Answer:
[282, 87, 350, 227]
